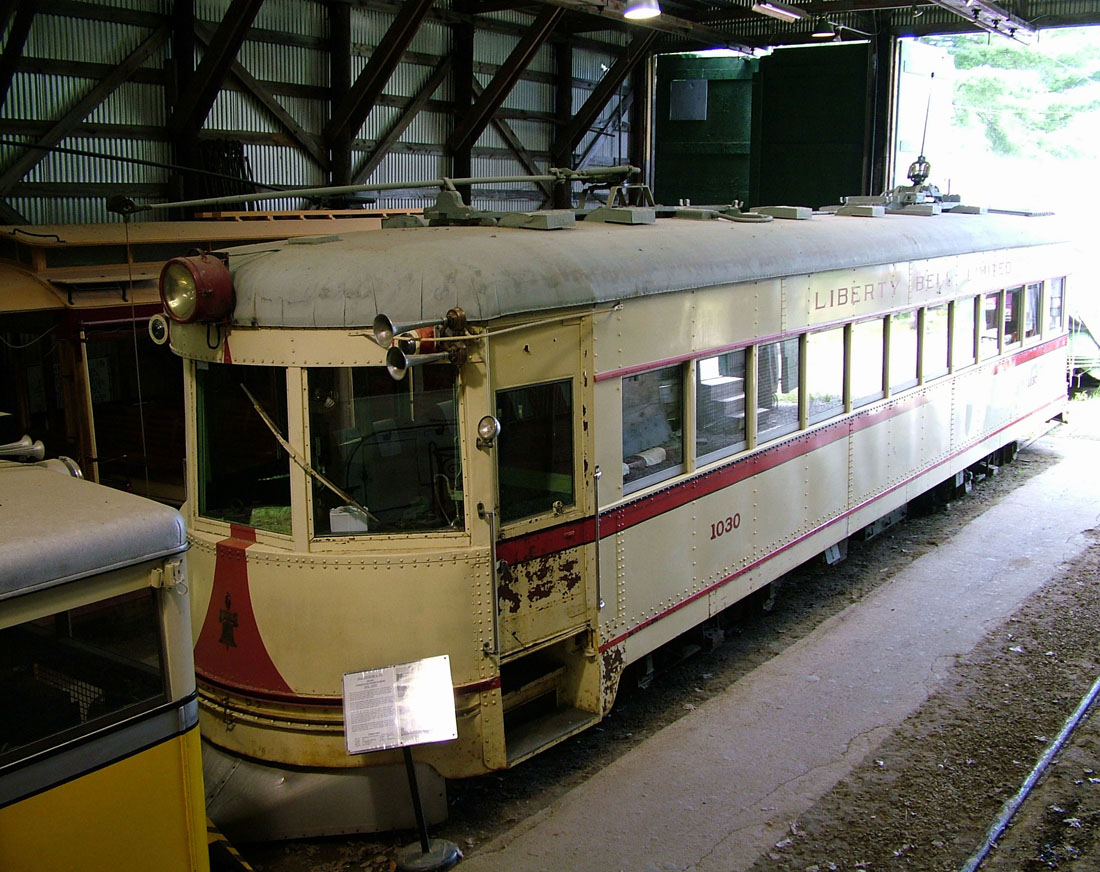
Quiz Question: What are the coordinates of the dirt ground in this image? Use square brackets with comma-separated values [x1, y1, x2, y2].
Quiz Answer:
[241, 393, 1100, 872]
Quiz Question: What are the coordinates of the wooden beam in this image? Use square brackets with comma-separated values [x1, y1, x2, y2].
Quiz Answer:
[447, 5, 563, 153]
[0, 24, 169, 196]
[330, 2, 352, 185]
[353, 56, 453, 184]
[551, 37, 572, 207]
[560, 29, 656, 154]
[326, 0, 436, 143]
[451, 0, 475, 193]
[194, 23, 327, 168]
[168, 0, 264, 135]
[0, 1, 35, 111]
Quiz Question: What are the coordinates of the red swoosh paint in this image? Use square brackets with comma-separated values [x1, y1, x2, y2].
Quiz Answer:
[194, 523, 293, 696]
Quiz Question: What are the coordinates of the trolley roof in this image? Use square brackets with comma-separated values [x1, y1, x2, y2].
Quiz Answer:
[0, 462, 187, 601]
[223, 211, 1069, 330]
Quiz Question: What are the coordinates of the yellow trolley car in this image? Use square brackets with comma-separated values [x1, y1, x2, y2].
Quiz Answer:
[0, 447, 207, 871]
[155, 183, 1070, 838]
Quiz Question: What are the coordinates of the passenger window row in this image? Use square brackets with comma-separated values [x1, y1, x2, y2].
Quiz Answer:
[621, 278, 1066, 494]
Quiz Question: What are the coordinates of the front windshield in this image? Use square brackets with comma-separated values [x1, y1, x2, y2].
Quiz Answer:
[308, 365, 462, 536]
[196, 362, 290, 534]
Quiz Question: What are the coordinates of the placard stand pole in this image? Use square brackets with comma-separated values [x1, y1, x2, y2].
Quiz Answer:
[404, 746, 431, 854]
[395, 746, 460, 871]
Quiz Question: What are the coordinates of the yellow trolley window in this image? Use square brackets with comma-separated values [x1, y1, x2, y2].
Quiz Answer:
[0, 588, 167, 766]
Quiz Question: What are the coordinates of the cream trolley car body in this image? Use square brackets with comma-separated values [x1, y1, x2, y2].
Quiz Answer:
[0, 455, 206, 871]
[159, 201, 1069, 838]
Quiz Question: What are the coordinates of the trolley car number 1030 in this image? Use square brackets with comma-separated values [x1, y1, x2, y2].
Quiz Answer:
[709, 513, 742, 539]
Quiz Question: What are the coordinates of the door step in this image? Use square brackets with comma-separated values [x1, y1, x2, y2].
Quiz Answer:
[505, 706, 600, 766]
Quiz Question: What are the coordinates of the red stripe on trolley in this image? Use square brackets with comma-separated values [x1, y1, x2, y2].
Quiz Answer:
[194, 524, 294, 697]
[503, 338, 1066, 563]
[598, 391, 1068, 653]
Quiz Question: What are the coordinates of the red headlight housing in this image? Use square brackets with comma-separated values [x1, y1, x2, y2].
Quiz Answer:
[159, 253, 234, 324]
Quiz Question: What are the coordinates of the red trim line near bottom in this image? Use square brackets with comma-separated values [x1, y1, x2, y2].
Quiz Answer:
[598, 393, 1066, 653]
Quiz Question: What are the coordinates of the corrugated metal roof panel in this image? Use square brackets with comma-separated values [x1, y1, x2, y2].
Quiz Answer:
[26, 16, 156, 66]
[2, 72, 90, 120]
[501, 78, 553, 112]
[245, 143, 325, 189]
[87, 81, 165, 126]
[401, 110, 452, 146]
[253, 0, 326, 37]
[238, 41, 327, 88]
[207, 90, 277, 133]
[24, 136, 169, 186]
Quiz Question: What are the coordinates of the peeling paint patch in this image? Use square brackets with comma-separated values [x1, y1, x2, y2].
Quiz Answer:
[497, 563, 522, 614]
[601, 646, 625, 711]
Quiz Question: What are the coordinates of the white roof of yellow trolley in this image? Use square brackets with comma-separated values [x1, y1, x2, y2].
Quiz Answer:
[0, 463, 187, 600]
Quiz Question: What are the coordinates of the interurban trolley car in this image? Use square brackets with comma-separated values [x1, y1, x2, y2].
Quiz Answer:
[0, 449, 207, 871]
[156, 189, 1070, 838]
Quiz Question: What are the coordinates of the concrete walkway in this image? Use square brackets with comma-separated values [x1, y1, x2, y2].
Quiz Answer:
[457, 432, 1100, 872]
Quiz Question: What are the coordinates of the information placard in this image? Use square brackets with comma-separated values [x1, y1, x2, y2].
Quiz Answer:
[342, 655, 458, 755]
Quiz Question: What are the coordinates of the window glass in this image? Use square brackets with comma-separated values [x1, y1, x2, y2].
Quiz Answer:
[851, 318, 884, 407]
[757, 338, 799, 441]
[953, 297, 977, 369]
[806, 327, 844, 422]
[924, 304, 950, 381]
[1048, 277, 1065, 333]
[0, 588, 166, 767]
[498, 380, 574, 523]
[197, 362, 290, 533]
[980, 292, 1001, 359]
[889, 310, 919, 392]
[696, 350, 746, 463]
[1025, 282, 1042, 340]
[1004, 286, 1023, 346]
[309, 365, 461, 536]
[622, 365, 683, 493]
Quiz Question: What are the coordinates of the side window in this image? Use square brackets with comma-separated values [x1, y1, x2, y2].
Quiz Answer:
[889, 310, 919, 392]
[1004, 286, 1023, 347]
[497, 380, 574, 524]
[0, 588, 167, 767]
[196, 362, 290, 534]
[623, 365, 683, 493]
[696, 350, 746, 464]
[953, 297, 977, 370]
[981, 292, 1002, 360]
[757, 337, 799, 441]
[806, 327, 845, 423]
[1024, 282, 1042, 341]
[923, 303, 950, 381]
[851, 318, 885, 407]
[1048, 277, 1065, 333]
[308, 365, 462, 536]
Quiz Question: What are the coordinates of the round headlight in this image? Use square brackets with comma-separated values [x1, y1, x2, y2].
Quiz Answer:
[161, 261, 198, 322]
[159, 254, 234, 324]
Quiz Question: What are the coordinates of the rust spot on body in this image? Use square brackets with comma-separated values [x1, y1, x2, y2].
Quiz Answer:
[497, 563, 521, 614]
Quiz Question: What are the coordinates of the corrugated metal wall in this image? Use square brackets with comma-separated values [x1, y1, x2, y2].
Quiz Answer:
[0, 0, 630, 223]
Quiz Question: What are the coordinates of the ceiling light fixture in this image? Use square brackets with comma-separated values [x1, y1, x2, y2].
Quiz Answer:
[750, 0, 806, 22]
[811, 15, 836, 36]
[623, 0, 661, 19]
